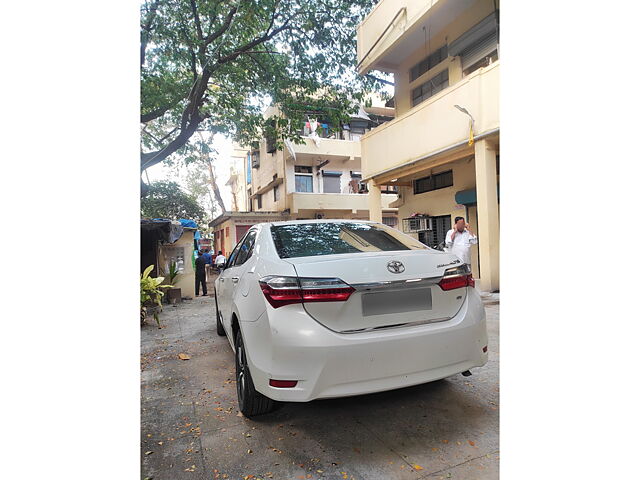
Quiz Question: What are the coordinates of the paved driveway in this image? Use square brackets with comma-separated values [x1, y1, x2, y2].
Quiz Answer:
[141, 294, 499, 480]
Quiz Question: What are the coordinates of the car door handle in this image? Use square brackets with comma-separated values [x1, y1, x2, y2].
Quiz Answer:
[232, 277, 239, 284]
[219, 277, 225, 282]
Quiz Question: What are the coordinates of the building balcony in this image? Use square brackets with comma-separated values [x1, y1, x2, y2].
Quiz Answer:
[361, 61, 499, 181]
[290, 136, 361, 162]
[357, 0, 474, 74]
[288, 192, 397, 214]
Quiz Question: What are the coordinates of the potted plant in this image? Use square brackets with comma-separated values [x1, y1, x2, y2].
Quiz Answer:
[140, 265, 171, 327]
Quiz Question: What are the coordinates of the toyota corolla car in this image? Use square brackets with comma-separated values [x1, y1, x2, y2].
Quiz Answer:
[214, 220, 488, 417]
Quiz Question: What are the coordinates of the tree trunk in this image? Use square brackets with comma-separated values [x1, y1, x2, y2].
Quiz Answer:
[206, 158, 226, 213]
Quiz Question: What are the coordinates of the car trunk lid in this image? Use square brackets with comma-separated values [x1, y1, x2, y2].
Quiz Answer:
[285, 251, 468, 333]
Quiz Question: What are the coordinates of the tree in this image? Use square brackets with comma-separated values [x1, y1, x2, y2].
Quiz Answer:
[141, 180, 208, 224]
[140, 0, 384, 178]
[183, 161, 220, 219]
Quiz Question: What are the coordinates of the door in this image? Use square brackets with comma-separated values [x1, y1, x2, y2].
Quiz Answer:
[218, 229, 258, 335]
[217, 238, 243, 327]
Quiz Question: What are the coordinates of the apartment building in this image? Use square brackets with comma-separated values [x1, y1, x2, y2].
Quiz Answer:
[226, 144, 250, 212]
[211, 103, 400, 254]
[357, 0, 500, 291]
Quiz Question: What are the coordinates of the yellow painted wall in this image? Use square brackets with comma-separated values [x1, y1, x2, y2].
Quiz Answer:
[157, 229, 196, 299]
[362, 61, 499, 180]
[396, 159, 480, 277]
[393, 0, 497, 116]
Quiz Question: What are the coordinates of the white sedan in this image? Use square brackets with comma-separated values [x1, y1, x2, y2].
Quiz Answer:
[214, 220, 488, 417]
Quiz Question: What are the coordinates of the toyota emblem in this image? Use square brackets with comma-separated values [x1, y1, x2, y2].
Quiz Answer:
[387, 260, 405, 274]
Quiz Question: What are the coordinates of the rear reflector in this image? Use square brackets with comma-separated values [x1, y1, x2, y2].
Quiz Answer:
[260, 276, 354, 308]
[269, 379, 298, 388]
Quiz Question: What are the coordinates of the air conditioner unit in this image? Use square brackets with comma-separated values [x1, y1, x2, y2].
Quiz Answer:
[402, 216, 432, 233]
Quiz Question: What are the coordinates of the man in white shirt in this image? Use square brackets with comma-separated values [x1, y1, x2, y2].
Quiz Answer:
[445, 216, 478, 266]
[214, 250, 226, 271]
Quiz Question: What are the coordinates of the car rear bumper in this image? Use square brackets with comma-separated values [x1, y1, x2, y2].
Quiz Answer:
[240, 287, 488, 402]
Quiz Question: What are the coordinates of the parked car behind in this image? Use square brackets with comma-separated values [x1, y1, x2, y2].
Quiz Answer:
[214, 220, 488, 416]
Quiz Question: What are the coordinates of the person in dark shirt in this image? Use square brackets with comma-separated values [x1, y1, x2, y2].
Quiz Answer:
[195, 250, 208, 296]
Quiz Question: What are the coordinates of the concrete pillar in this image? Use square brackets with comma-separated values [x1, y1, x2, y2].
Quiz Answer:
[368, 181, 383, 223]
[474, 139, 500, 292]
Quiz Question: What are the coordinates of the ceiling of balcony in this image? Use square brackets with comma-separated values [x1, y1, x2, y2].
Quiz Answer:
[374, 0, 476, 71]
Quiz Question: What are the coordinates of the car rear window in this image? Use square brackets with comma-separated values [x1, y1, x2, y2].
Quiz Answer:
[270, 222, 428, 259]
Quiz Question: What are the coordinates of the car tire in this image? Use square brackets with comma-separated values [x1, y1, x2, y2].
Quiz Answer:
[214, 291, 225, 336]
[235, 330, 275, 417]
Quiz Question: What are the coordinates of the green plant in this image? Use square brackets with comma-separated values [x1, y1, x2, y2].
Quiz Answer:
[168, 261, 180, 285]
[140, 265, 171, 327]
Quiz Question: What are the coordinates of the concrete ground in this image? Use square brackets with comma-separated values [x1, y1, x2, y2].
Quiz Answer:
[141, 286, 499, 480]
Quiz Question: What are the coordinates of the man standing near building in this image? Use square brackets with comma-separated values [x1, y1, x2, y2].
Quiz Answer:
[214, 250, 226, 272]
[445, 216, 478, 267]
[195, 250, 208, 296]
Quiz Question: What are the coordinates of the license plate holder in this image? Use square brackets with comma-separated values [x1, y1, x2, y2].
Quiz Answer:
[361, 287, 432, 317]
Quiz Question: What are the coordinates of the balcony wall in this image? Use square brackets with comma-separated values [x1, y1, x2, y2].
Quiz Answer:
[289, 192, 397, 213]
[361, 61, 499, 180]
[293, 137, 361, 160]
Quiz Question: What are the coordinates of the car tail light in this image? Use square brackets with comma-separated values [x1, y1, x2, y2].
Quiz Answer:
[438, 265, 475, 291]
[269, 379, 298, 388]
[259, 276, 354, 308]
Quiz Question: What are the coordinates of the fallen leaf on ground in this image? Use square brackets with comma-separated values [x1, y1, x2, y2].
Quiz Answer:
[468, 440, 475, 447]
[144, 451, 153, 455]
[442, 439, 449, 444]
[413, 464, 424, 471]
[178, 354, 191, 360]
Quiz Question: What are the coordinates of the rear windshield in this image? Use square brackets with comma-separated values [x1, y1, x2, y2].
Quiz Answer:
[270, 222, 428, 259]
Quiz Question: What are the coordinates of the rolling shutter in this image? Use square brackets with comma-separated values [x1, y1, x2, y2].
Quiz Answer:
[449, 13, 497, 56]
[460, 32, 498, 71]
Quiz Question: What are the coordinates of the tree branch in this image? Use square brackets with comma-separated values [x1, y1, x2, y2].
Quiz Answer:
[141, 114, 206, 170]
[141, 106, 173, 124]
[203, 6, 237, 46]
[189, 0, 204, 41]
[217, 19, 294, 65]
[140, 0, 161, 67]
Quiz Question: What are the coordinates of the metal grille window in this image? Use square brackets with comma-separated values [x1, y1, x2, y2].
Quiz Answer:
[411, 69, 449, 107]
[273, 185, 279, 202]
[413, 170, 453, 195]
[410, 45, 448, 82]
[382, 216, 398, 228]
[256, 194, 262, 209]
[418, 215, 452, 249]
[266, 119, 277, 153]
[251, 150, 260, 168]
